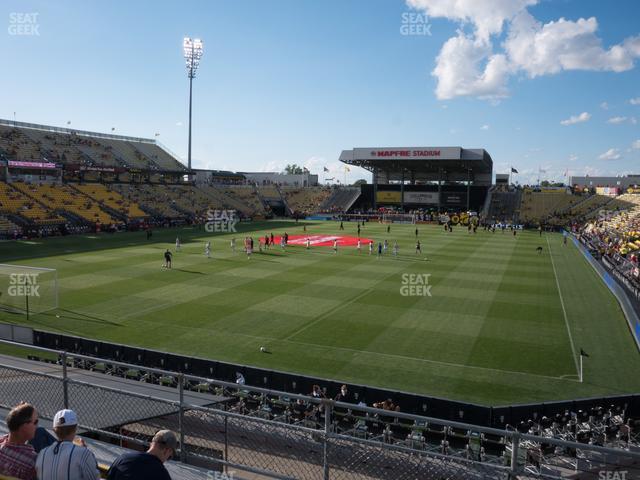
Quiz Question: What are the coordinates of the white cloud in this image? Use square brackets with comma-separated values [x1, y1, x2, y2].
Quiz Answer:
[607, 116, 628, 124]
[432, 32, 510, 100]
[569, 154, 579, 162]
[630, 97, 640, 105]
[505, 14, 639, 78]
[632, 117, 638, 125]
[560, 112, 591, 126]
[407, 0, 537, 42]
[598, 148, 621, 161]
[480, 124, 490, 130]
[632, 140, 640, 149]
[408, 1, 640, 100]
[175, 122, 183, 127]
[600, 102, 609, 110]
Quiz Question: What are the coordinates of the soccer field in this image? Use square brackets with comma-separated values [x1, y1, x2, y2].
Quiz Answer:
[1, 221, 639, 405]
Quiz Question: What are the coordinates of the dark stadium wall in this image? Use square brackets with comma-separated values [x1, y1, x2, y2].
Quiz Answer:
[32, 330, 640, 428]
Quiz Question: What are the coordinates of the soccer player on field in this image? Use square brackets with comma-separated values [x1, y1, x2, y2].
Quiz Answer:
[164, 249, 172, 269]
[246, 237, 253, 258]
[231, 237, 236, 253]
[306, 237, 310, 250]
[175, 237, 181, 251]
[415, 240, 421, 254]
[377, 242, 382, 258]
[357, 238, 361, 253]
[369, 240, 373, 255]
[393, 241, 399, 257]
[333, 239, 338, 254]
[383, 239, 388, 254]
[205, 241, 211, 258]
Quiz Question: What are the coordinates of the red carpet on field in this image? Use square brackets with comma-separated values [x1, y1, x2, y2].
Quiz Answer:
[258, 234, 372, 247]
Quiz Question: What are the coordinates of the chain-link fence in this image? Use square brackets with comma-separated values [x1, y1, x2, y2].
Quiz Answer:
[1, 341, 639, 479]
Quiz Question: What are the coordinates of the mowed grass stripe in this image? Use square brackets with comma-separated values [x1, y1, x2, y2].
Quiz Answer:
[1, 222, 639, 405]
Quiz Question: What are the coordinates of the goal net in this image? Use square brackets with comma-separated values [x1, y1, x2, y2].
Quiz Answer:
[0, 264, 58, 315]
[382, 213, 416, 224]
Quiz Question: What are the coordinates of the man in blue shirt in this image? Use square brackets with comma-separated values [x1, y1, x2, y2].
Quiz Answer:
[107, 430, 177, 480]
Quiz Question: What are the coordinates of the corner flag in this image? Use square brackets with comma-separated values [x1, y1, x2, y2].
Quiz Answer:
[579, 348, 589, 382]
[511, 167, 518, 173]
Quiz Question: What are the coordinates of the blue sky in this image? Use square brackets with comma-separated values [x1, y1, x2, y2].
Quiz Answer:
[1, 0, 639, 184]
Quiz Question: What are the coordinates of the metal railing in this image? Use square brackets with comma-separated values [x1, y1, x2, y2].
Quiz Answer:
[1, 339, 638, 479]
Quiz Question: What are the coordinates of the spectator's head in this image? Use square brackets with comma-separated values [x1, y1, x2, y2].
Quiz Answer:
[149, 430, 178, 463]
[6, 402, 38, 442]
[52, 409, 78, 441]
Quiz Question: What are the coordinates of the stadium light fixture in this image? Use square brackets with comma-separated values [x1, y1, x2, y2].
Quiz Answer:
[183, 37, 204, 173]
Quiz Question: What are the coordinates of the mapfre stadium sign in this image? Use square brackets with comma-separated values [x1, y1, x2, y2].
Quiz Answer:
[352, 147, 462, 160]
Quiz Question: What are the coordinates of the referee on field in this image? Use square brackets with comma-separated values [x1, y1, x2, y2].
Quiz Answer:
[36, 409, 99, 480]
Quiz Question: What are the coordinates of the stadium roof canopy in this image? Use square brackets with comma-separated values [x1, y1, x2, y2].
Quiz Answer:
[339, 147, 493, 184]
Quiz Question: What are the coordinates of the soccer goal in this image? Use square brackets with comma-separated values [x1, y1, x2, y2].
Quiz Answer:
[0, 264, 58, 316]
[382, 213, 416, 224]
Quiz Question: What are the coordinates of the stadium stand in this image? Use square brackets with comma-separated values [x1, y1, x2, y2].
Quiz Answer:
[220, 185, 267, 216]
[518, 189, 580, 225]
[568, 194, 616, 218]
[486, 187, 521, 223]
[196, 184, 257, 217]
[318, 187, 361, 213]
[10, 182, 120, 226]
[577, 194, 640, 295]
[281, 186, 331, 216]
[0, 121, 187, 173]
[0, 215, 19, 236]
[110, 183, 184, 219]
[73, 183, 147, 220]
[0, 182, 64, 225]
[0, 126, 47, 163]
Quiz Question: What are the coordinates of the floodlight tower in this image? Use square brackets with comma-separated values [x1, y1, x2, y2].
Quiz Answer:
[183, 37, 204, 172]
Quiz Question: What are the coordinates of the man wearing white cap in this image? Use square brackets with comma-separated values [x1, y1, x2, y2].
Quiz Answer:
[35, 409, 99, 480]
[106, 430, 176, 480]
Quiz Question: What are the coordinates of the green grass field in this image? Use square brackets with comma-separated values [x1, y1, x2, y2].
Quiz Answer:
[1, 220, 639, 406]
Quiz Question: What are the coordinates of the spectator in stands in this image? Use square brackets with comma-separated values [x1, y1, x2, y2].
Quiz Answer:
[334, 385, 349, 403]
[36, 409, 99, 480]
[106, 430, 177, 480]
[0, 402, 38, 480]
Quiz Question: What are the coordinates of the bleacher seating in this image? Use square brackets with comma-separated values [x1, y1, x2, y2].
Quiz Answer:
[0, 215, 20, 236]
[568, 194, 615, 218]
[0, 123, 186, 172]
[281, 186, 331, 215]
[11, 182, 120, 226]
[74, 183, 147, 219]
[319, 187, 361, 213]
[518, 190, 581, 224]
[0, 182, 64, 225]
[221, 185, 266, 216]
[111, 184, 182, 218]
[197, 184, 257, 217]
